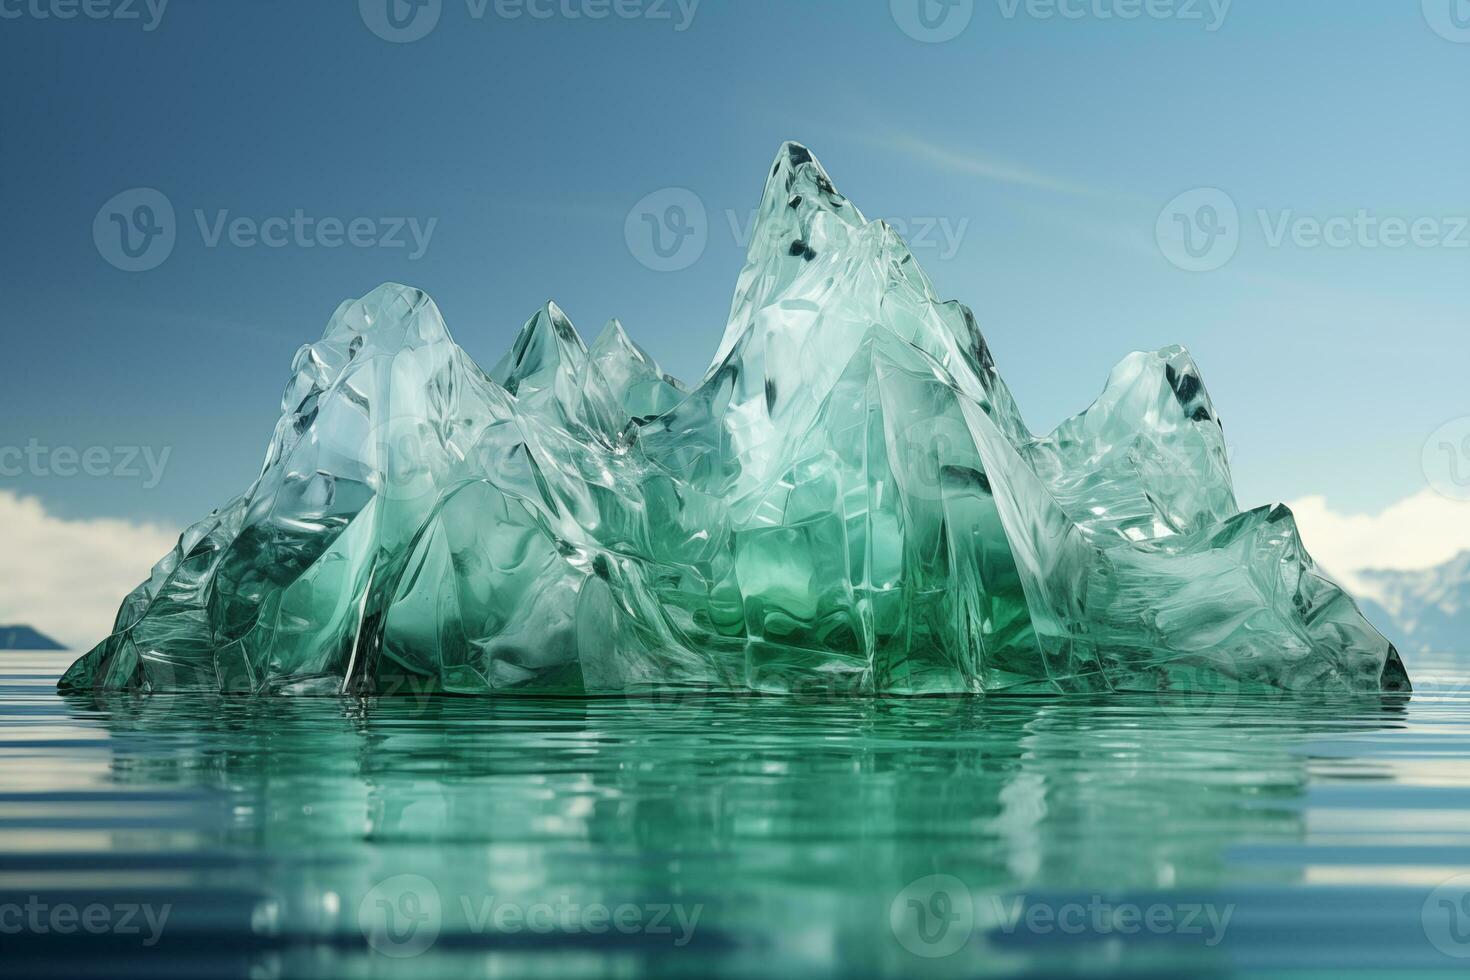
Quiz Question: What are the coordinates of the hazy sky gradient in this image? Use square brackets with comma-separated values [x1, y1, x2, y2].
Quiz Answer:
[2, 2, 1468, 601]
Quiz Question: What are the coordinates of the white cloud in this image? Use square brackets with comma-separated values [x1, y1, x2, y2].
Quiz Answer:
[0, 491, 178, 651]
[1288, 489, 1470, 591]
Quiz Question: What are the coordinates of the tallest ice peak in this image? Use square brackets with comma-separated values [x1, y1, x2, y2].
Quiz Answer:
[753, 141, 866, 240]
[706, 143, 874, 370]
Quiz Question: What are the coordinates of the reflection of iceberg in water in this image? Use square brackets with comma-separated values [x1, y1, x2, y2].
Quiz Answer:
[62, 143, 1407, 697]
[53, 688, 1409, 973]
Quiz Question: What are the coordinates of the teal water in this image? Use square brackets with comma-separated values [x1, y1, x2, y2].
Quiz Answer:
[3, 651, 1470, 978]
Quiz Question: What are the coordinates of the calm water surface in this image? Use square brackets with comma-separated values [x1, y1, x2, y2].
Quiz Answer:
[3, 650, 1470, 978]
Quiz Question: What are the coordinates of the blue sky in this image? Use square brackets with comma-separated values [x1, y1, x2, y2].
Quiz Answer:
[2, 1, 1469, 642]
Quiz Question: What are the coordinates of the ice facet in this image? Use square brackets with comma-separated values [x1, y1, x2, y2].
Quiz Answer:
[60, 143, 1409, 698]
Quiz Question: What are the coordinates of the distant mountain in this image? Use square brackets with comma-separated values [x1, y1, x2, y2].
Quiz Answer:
[1354, 552, 1470, 655]
[0, 625, 66, 650]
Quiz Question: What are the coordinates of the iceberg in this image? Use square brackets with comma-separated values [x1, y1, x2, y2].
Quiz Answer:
[61, 143, 1410, 697]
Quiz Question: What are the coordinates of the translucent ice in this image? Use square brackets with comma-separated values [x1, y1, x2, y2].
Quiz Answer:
[61, 144, 1410, 697]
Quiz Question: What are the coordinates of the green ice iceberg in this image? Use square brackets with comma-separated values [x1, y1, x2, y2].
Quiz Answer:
[61, 144, 1410, 697]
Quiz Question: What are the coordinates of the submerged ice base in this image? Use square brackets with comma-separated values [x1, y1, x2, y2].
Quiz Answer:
[62, 144, 1409, 697]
